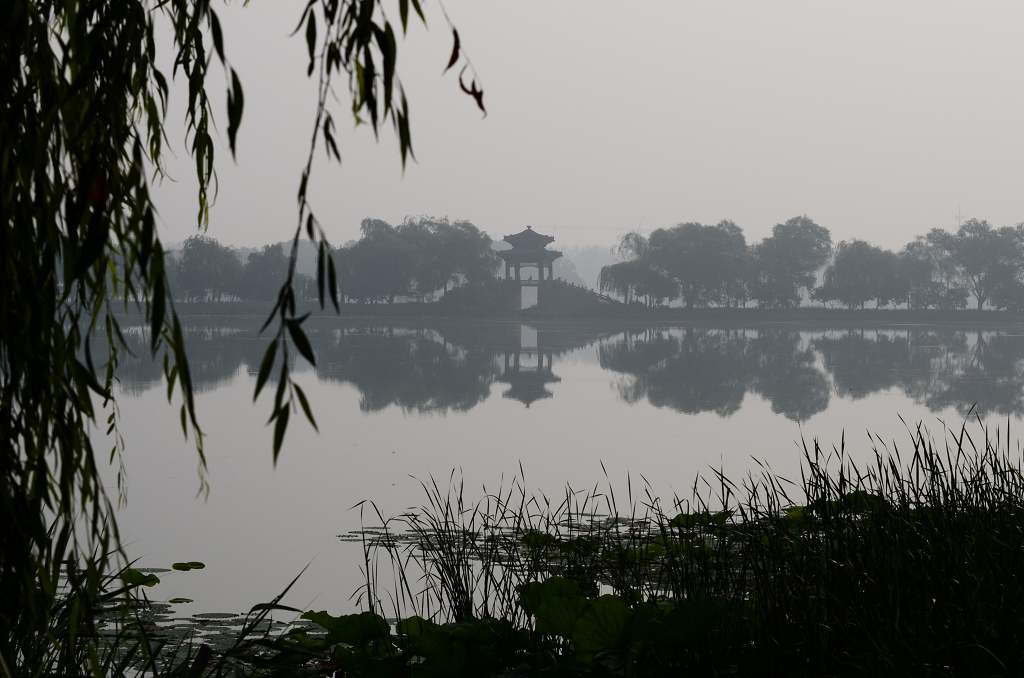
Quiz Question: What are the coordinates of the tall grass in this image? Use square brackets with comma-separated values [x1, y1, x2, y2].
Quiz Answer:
[43, 418, 1024, 676]
[347, 418, 1024, 676]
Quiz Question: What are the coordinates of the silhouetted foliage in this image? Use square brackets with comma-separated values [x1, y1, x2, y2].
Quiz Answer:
[649, 221, 752, 308]
[336, 217, 498, 303]
[598, 260, 676, 307]
[170, 236, 243, 302]
[814, 240, 902, 309]
[159, 216, 1024, 314]
[339, 424, 1024, 677]
[925, 219, 1024, 309]
[897, 239, 962, 310]
[2, 0, 484, 670]
[601, 216, 831, 309]
[594, 215, 1024, 311]
[750, 216, 833, 309]
[239, 244, 291, 302]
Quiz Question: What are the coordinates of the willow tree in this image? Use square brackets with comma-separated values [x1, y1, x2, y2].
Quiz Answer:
[599, 260, 676, 307]
[0, 0, 482, 671]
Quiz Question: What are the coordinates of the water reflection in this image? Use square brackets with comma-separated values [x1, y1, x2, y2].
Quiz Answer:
[598, 329, 830, 420]
[112, 321, 1024, 420]
[315, 328, 498, 413]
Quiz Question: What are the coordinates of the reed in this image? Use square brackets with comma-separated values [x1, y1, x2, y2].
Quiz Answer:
[337, 417, 1024, 676]
[60, 417, 1024, 676]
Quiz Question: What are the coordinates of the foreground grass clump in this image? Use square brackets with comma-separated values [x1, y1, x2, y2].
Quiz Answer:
[69, 420, 1024, 676]
[296, 421, 1024, 677]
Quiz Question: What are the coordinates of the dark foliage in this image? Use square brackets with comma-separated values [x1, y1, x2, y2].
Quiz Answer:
[599, 216, 1024, 311]
[1, 0, 483, 672]
[324, 421, 1024, 676]
[336, 217, 499, 303]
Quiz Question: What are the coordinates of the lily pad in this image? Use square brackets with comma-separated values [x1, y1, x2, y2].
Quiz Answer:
[122, 568, 160, 588]
[171, 561, 206, 571]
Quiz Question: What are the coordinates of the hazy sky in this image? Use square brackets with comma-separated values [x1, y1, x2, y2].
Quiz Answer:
[155, 0, 1024, 249]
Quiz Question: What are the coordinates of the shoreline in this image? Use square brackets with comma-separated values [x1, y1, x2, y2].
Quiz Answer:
[115, 301, 1024, 330]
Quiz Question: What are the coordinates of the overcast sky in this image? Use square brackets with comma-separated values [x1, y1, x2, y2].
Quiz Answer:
[154, 0, 1024, 249]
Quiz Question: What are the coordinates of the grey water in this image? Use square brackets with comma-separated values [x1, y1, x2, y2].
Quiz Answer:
[98, 317, 1024, 615]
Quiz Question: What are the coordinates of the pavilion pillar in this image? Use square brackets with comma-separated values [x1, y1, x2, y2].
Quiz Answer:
[515, 264, 521, 281]
[536, 263, 543, 305]
[505, 261, 511, 279]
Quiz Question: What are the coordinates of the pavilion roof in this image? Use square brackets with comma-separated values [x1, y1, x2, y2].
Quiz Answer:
[497, 248, 562, 263]
[503, 226, 555, 250]
[502, 386, 553, 406]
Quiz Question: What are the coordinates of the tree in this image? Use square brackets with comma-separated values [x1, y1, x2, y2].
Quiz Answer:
[238, 244, 291, 301]
[599, 260, 676, 307]
[750, 216, 832, 309]
[335, 216, 498, 302]
[991, 277, 1024, 312]
[716, 220, 755, 307]
[617, 231, 650, 260]
[173, 235, 243, 302]
[407, 216, 498, 292]
[601, 232, 676, 306]
[395, 218, 447, 297]
[646, 221, 750, 308]
[814, 240, 900, 309]
[340, 219, 417, 303]
[927, 220, 1024, 309]
[898, 240, 940, 309]
[2, 0, 482, 668]
[435, 219, 499, 286]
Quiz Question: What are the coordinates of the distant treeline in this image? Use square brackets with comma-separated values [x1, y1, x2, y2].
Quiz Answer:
[600, 216, 1024, 310]
[336, 217, 497, 302]
[166, 216, 501, 303]
[166, 214, 1024, 311]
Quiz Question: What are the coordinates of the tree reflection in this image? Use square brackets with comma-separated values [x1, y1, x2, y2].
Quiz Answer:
[315, 327, 499, 413]
[110, 320, 1024, 420]
[920, 333, 1024, 417]
[600, 328, 829, 421]
[814, 332, 913, 399]
[750, 330, 830, 421]
[600, 329, 752, 416]
[113, 326, 256, 394]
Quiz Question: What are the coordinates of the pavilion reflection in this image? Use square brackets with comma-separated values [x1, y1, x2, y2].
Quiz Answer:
[498, 346, 560, 407]
[105, 319, 1024, 420]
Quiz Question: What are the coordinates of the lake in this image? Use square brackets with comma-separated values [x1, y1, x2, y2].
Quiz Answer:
[98, 316, 1024, 615]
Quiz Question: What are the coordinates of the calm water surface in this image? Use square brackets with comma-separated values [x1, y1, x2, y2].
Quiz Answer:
[98, 317, 1024, 613]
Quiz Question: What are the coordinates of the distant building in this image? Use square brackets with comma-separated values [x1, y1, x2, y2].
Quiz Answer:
[497, 226, 563, 286]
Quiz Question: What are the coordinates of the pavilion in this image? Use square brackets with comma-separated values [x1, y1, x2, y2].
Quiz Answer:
[498, 226, 562, 285]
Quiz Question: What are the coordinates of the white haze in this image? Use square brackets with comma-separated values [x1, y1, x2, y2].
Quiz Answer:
[153, 0, 1024, 250]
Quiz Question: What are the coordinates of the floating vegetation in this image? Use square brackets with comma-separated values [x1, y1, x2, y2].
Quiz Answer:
[192, 612, 239, 620]
[311, 418, 1024, 676]
[172, 561, 207, 571]
[52, 419, 1024, 676]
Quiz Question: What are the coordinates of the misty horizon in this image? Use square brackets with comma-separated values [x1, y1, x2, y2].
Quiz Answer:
[150, 0, 1024, 251]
